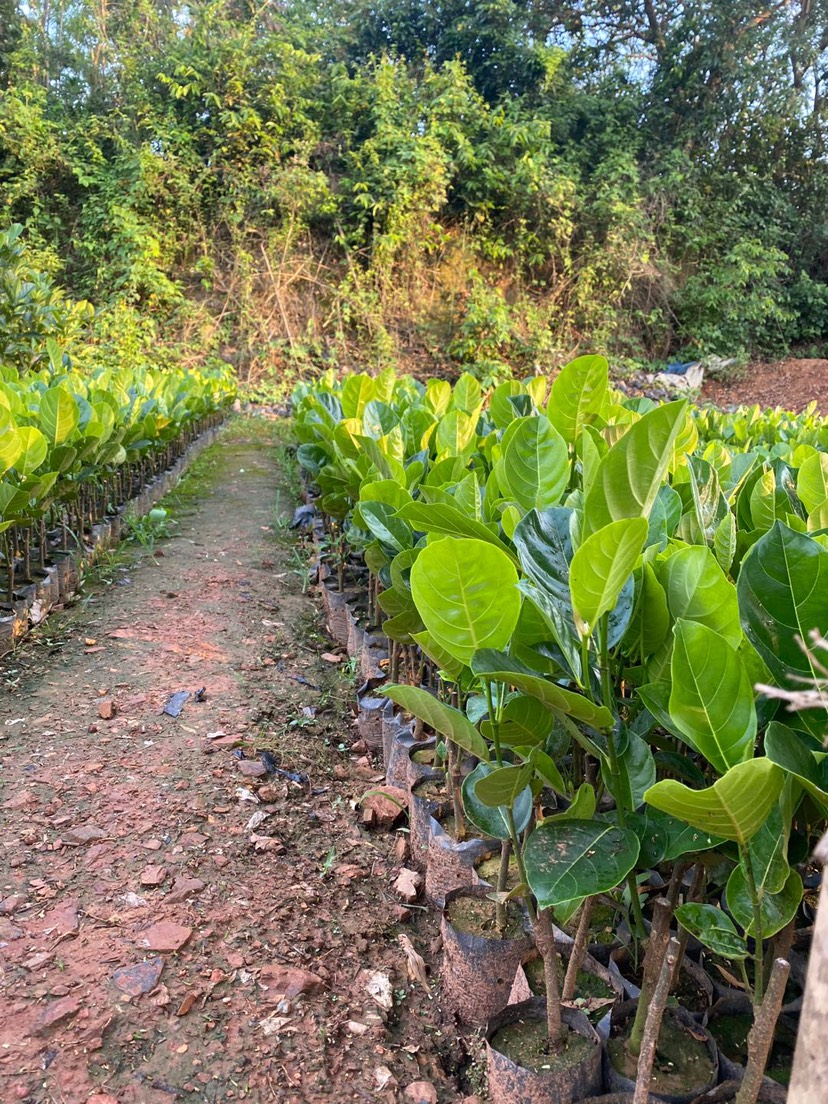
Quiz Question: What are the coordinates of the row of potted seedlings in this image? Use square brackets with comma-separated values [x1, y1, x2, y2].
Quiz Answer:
[295, 361, 826, 1103]
[0, 362, 235, 651]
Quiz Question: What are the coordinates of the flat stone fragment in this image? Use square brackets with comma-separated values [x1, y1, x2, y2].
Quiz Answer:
[237, 759, 267, 778]
[165, 877, 205, 904]
[140, 865, 167, 887]
[258, 964, 324, 999]
[361, 786, 408, 830]
[33, 995, 82, 1035]
[404, 1082, 438, 1104]
[64, 824, 108, 845]
[111, 957, 164, 996]
[138, 922, 193, 952]
[393, 867, 423, 904]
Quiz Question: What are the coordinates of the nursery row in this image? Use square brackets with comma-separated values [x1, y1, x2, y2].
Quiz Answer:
[0, 361, 235, 640]
[294, 359, 828, 1103]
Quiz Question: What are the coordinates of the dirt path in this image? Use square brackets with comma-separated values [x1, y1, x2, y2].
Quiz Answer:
[702, 357, 828, 411]
[0, 420, 469, 1104]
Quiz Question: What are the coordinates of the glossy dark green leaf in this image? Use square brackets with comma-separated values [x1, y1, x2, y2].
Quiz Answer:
[738, 521, 828, 684]
[461, 763, 532, 839]
[384, 684, 488, 761]
[675, 903, 748, 960]
[764, 721, 828, 814]
[524, 819, 640, 909]
[474, 761, 535, 808]
[726, 865, 803, 939]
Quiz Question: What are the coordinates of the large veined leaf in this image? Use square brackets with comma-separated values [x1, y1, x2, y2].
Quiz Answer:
[435, 409, 477, 458]
[513, 507, 573, 603]
[471, 649, 613, 731]
[740, 805, 789, 897]
[738, 521, 828, 683]
[358, 501, 413, 552]
[764, 721, 828, 812]
[40, 386, 80, 446]
[644, 758, 784, 846]
[461, 762, 532, 839]
[340, 373, 375, 419]
[661, 545, 742, 648]
[726, 866, 803, 939]
[524, 819, 640, 910]
[569, 517, 647, 638]
[631, 807, 723, 868]
[489, 380, 527, 429]
[668, 620, 756, 776]
[582, 400, 688, 539]
[397, 500, 516, 560]
[474, 761, 535, 809]
[675, 904, 748, 961]
[384, 683, 488, 760]
[496, 416, 568, 511]
[0, 425, 22, 474]
[13, 426, 48, 475]
[797, 451, 828, 514]
[449, 372, 482, 414]
[714, 512, 737, 574]
[482, 693, 554, 748]
[410, 538, 521, 666]
[547, 354, 608, 443]
[624, 563, 670, 659]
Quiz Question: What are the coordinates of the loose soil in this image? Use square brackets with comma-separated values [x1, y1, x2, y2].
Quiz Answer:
[0, 419, 475, 1104]
[489, 1018, 594, 1076]
[702, 358, 828, 411]
[444, 896, 525, 942]
[607, 1012, 717, 1096]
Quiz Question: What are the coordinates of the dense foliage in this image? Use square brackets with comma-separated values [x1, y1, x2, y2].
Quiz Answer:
[295, 359, 828, 1028]
[2, 1, 828, 387]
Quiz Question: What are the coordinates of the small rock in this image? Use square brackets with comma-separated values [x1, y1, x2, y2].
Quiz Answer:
[321, 652, 342, 664]
[394, 835, 410, 863]
[64, 824, 107, 845]
[112, 957, 164, 997]
[334, 764, 349, 781]
[165, 877, 205, 904]
[393, 868, 423, 904]
[361, 786, 408, 830]
[97, 699, 116, 720]
[140, 865, 167, 887]
[259, 964, 324, 999]
[87, 1094, 120, 1104]
[257, 783, 282, 802]
[350, 739, 368, 754]
[33, 996, 82, 1035]
[363, 970, 394, 1012]
[213, 854, 229, 869]
[346, 1020, 369, 1035]
[138, 922, 193, 952]
[404, 1082, 438, 1104]
[375, 1066, 397, 1091]
[393, 905, 412, 923]
[1, 894, 25, 915]
[237, 760, 267, 779]
[39, 899, 79, 935]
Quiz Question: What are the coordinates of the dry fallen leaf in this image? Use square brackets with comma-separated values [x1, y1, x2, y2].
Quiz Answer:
[176, 991, 200, 1016]
[398, 934, 430, 996]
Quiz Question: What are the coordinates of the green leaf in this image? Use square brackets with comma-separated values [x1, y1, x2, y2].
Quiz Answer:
[461, 762, 532, 839]
[524, 819, 640, 910]
[675, 903, 748, 961]
[764, 721, 828, 813]
[797, 451, 828, 514]
[0, 424, 21, 474]
[644, 758, 784, 846]
[714, 512, 737, 574]
[410, 538, 521, 667]
[547, 354, 608, 443]
[384, 684, 488, 761]
[474, 762, 535, 808]
[738, 521, 828, 684]
[13, 426, 48, 475]
[570, 518, 647, 638]
[668, 620, 757, 776]
[661, 545, 742, 648]
[726, 866, 803, 939]
[435, 409, 477, 458]
[472, 649, 613, 731]
[626, 564, 670, 659]
[397, 500, 516, 560]
[632, 807, 723, 867]
[496, 416, 568, 512]
[583, 400, 688, 539]
[449, 372, 482, 414]
[489, 380, 527, 429]
[39, 386, 80, 446]
[358, 501, 413, 552]
[483, 693, 554, 748]
[742, 806, 789, 897]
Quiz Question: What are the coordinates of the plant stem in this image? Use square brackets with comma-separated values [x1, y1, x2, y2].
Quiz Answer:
[628, 896, 673, 1057]
[632, 937, 680, 1104]
[535, 906, 563, 1047]
[740, 844, 765, 1006]
[562, 895, 595, 1001]
[495, 837, 512, 933]
[446, 739, 465, 841]
[735, 958, 790, 1104]
[484, 679, 503, 767]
